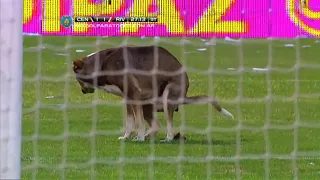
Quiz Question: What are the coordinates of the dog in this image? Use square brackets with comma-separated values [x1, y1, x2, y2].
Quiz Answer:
[72, 46, 234, 142]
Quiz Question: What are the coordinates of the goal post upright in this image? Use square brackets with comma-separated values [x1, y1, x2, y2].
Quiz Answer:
[0, 0, 23, 179]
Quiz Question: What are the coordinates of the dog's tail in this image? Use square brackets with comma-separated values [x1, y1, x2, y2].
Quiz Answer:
[181, 96, 235, 120]
[156, 95, 234, 119]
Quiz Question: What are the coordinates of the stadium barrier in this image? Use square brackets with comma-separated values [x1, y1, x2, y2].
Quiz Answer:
[23, 0, 320, 37]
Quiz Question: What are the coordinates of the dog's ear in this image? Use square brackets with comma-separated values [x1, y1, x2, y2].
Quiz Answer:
[73, 59, 84, 73]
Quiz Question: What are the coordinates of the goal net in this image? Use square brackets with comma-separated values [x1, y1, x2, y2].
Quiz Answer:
[2, 0, 320, 179]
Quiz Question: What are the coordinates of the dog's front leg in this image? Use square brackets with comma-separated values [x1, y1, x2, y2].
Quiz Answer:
[131, 104, 146, 142]
[118, 105, 135, 140]
[127, 76, 145, 142]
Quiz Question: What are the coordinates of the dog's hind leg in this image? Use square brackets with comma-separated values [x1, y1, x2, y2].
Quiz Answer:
[118, 105, 135, 140]
[162, 106, 175, 142]
[160, 83, 180, 142]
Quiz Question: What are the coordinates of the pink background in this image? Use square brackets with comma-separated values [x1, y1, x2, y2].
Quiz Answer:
[23, 0, 320, 38]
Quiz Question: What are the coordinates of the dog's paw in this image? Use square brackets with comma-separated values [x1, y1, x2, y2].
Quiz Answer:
[173, 132, 186, 141]
[160, 133, 186, 143]
[144, 134, 150, 140]
[159, 137, 174, 143]
[144, 133, 156, 140]
[118, 136, 129, 140]
[132, 136, 145, 142]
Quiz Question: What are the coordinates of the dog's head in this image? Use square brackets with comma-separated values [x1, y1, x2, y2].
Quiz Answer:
[72, 48, 121, 94]
[72, 58, 95, 94]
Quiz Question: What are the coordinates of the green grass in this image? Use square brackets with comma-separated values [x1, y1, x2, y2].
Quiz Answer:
[22, 37, 320, 180]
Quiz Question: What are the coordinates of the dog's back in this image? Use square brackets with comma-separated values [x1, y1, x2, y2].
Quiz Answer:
[100, 46, 184, 71]
[126, 46, 184, 72]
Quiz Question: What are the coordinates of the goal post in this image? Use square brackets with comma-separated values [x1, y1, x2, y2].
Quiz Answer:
[0, 0, 23, 179]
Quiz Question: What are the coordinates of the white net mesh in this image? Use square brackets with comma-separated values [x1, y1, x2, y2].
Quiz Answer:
[19, 35, 320, 179]
[2, 0, 320, 177]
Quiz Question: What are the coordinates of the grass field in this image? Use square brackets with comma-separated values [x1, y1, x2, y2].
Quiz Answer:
[22, 37, 320, 180]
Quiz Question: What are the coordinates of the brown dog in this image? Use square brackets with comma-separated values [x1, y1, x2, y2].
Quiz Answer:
[72, 46, 234, 142]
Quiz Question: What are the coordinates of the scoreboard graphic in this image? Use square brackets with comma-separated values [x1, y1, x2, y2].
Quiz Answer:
[60, 16, 158, 28]
[23, 0, 320, 37]
[73, 16, 157, 23]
